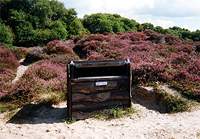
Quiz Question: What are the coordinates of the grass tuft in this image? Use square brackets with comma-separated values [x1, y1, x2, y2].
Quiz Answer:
[93, 107, 136, 120]
[155, 88, 189, 113]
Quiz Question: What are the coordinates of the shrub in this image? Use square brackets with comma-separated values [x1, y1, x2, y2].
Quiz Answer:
[11, 47, 30, 60]
[0, 46, 19, 70]
[165, 35, 182, 45]
[45, 40, 74, 55]
[15, 22, 35, 46]
[73, 32, 200, 98]
[0, 68, 16, 98]
[24, 40, 79, 64]
[0, 23, 14, 45]
[4, 60, 67, 106]
[23, 47, 47, 64]
[0, 46, 18, 99]
[34, 29, 53, 45]
[156, 89, 189, 113]
[49, 20, 68, 40]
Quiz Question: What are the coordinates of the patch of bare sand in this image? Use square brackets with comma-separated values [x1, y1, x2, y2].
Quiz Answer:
[0, 102, 200, 139]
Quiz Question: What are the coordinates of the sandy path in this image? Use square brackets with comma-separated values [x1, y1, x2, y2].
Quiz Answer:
[0, 103, 200, 139]
[12, 59, 30, 84]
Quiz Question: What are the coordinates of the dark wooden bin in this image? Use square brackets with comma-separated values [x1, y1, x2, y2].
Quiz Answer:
[67, 59, 132, 119]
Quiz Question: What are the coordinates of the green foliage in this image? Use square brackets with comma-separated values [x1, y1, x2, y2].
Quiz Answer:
[141, 23, 154, 30]
[0, 0, 80, 46]
[49, 20, 68, 40]
[68, 18, 88, 37]
[15, 22, 35, 46]
[93, 107, 136, 120]
[0, 103, 18, 113]
[192, 30, 200, 41]
[0, 22, 14, 45]
[156, 89, 189, 113]
[83, 13, 139, 33]
[121, 18, 138, 32]
[154, 26, 166, 34]
[32, 0, 53, 27]
[65, 118, 76, 124]
[34, 29, 52, 44]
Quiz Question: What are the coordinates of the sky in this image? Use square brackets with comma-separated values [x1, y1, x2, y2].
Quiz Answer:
[59, 0, 200, 31]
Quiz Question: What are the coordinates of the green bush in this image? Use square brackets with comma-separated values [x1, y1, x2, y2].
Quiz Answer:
[68, 18, 88, 37]
[0, 23, 14, 45]
[15, 22, 35, 46]
[34, 29, 52, 44]
[49, 20, 68, 40]
[156, 89, 189, 113]
[83, 13, 139, 34]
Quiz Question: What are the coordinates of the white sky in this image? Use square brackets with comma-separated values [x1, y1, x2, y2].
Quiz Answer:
[59, 0, 200, 31]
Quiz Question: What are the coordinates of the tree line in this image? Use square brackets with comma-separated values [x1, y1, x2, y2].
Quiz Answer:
[0, 0, 200, 47]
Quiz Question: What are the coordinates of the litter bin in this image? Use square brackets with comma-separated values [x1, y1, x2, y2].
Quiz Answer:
[67, 59, 132, 119]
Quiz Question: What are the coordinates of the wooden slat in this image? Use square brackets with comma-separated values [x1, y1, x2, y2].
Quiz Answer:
[72, 90, 129, 103]
[71, 76, 128, 82]
[72, 60, 128, 68]
[72, 99, 130, 112]
[71, 80, 127, 94]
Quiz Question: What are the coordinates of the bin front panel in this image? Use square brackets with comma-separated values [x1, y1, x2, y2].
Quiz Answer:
[67, 60, 131, 119]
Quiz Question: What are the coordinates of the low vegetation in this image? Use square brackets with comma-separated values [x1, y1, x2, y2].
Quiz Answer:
[0, 40, 78, 107]
[73, 31, 200, 100]
[93, 107, 136, 120]
[155, 88, 189, 113]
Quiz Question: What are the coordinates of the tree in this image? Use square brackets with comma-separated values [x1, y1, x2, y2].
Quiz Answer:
[34, 29, 52, 44]
[83, 13, 139, 33]
[0, 22, 14, 45]
[154, 26, 166, 34]
[112, 21, 124, 32]
[141, 23, 154, 30]
[49, 20, 68, 40]
[32, 0, 52, 27]
[0, 0, 82, 46]
[15, 21, 35, 46]
[192, 30, 200, 41]
[120, 18, 138, 32]
[83, 14, 112, 33]
[68, 18, 88, 37]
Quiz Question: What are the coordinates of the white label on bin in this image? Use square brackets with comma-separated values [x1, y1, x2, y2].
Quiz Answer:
[95, 81, 108, 86]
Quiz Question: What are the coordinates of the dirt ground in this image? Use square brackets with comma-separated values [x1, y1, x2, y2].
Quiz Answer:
[0, 101, 200, 139]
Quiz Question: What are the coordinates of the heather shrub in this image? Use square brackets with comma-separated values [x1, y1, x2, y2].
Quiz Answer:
[24, 40, 79, 64]
[0, 69, 16, 98]
[0, 46, 19, 100]
[144, 30, 166, 44]
[23, 47, 47, 64]
[4, 60, 67, 105]
[73, 32, 200, 98]
[45, 40, 75, 55]
[12, 47, 30, 60]
[0, 46, 19, 70]
[165, 35, 182, 45]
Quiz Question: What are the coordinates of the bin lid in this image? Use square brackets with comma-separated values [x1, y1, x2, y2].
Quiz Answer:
[69, 59, 130, 68]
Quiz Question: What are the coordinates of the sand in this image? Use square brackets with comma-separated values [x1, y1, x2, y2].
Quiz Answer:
[12, 59, 30, 84]
[0, 102, 200, 139]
